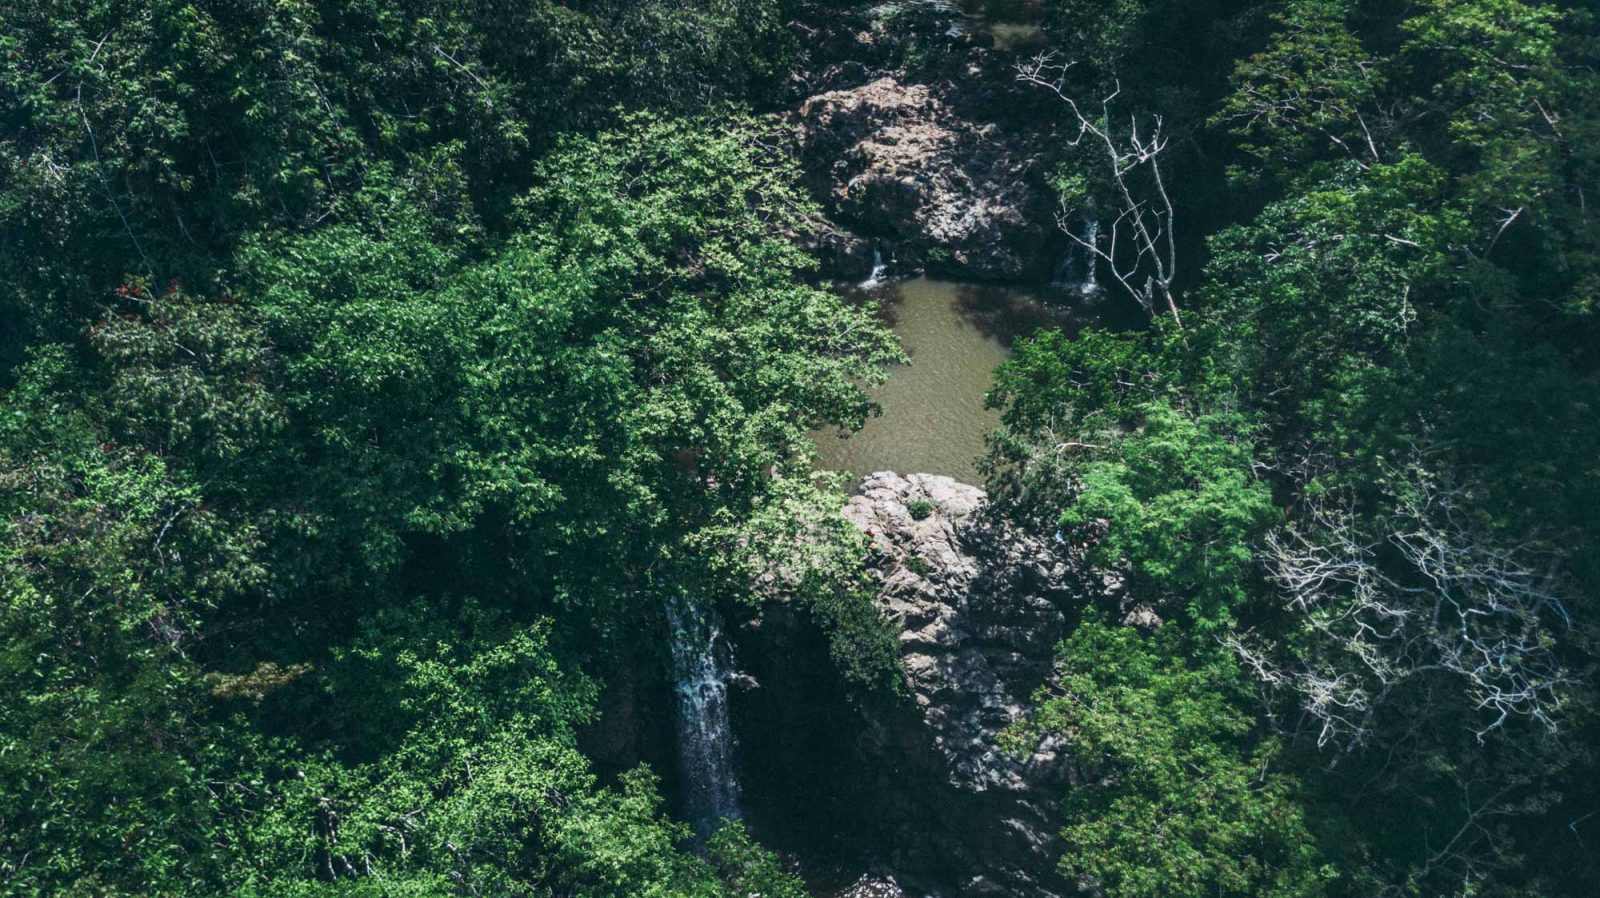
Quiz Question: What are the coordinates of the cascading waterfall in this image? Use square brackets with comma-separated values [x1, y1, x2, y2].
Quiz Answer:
[1077, 216, 1101, 294]
[1052, 213, 1103, 296]
[665, 594, 741, 847]
[859, 244, 888, 289]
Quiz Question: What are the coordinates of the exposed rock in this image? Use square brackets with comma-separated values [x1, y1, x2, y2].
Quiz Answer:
[845, 472, 1082, 896]
[734, 472, 1088, 897]
[832, 874, 910, 898]
[1122, 603, 1164, 630]
[843, 471, 1075, 804]
[780, 1, 1067, 283]
[799, 220, 879, 281]
[794, 78, 1052, 281]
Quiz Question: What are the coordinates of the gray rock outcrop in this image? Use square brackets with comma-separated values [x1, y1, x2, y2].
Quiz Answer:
[843, 472, 1072, 792]
[780, 1, 1065, 283]
[795, 78, 1051, 282]
[839, 473, 1076, 896]
[734, 472, 1085, 897]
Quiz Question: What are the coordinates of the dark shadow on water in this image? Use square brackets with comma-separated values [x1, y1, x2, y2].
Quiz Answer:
[952, 281, 1150, 346]
[835, 281, 901, 331]
[838, 278, 1146, 347]
[954, 282, 1070, 346]
[815, 276, 1146, 483]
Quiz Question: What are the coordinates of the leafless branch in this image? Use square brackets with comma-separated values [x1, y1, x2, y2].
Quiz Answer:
[1017, 54, 1182, 328]
[1237, 467, 1571, 748]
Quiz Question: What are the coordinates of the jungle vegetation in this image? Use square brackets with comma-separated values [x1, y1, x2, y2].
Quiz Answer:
[994, 1, 1600, 896]
[2, 2, 1597, 897]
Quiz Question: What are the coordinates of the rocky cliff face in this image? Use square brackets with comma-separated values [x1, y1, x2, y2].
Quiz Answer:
[734, 473, 1095, 897]
[841, 473, 1076, 895]
[783, 2, 1062, 283]
[795, 78, 1048, 281]
[844, 473, 1069, 793]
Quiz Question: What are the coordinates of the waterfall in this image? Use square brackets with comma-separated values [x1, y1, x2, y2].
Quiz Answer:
[665, 595, 741, 847]
[1052, 213, 1103, 296]
[859, 244, 888, 289]
[1079, 216, 1101, 294]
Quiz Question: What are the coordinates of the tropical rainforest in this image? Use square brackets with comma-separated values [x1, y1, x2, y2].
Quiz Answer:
[1, 1, 1596, 897]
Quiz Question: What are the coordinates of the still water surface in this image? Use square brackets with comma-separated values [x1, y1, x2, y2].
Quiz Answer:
[813, 277, 1124, 483]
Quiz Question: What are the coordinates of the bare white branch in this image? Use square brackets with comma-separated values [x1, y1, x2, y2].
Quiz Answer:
[1238, 466, 1570, 747]
[1017, 54, 1182, 328]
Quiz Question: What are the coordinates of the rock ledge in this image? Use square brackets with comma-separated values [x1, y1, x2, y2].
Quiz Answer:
[838, 472, 1078, 896]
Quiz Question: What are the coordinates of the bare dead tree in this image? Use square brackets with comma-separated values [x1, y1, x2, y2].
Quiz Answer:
[1017, 54, 1181, 328]
[1232, 466, 1571, 748]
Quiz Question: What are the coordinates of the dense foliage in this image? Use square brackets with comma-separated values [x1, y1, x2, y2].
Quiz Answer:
[1, 0, 787, 359]
[992, 1, 1600, 896]
[0, 2, 902, 894]
[4, 1, 1597, 896]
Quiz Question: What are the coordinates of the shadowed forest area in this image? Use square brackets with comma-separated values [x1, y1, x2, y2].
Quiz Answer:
[2, 2, 1597, 897]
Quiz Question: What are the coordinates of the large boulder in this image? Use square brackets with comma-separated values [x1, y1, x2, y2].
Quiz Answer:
[734, 473, 1086, 897]
[793, 77, 1054, 281]
[843, 473, 1073, 794]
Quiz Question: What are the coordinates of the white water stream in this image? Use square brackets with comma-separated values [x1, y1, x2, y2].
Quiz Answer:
[1052, 214, 1103, 296]
[666, 595, 741, 846]
[859, 245, 889, 289]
